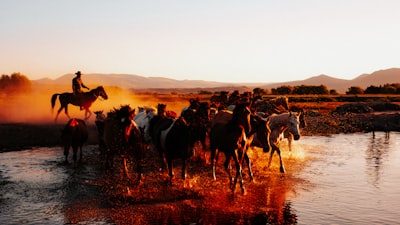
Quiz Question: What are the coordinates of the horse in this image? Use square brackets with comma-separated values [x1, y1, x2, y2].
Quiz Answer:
[284, 107, 306, 151]
[61, 118, 88, 163]
[211, 109, 271, 183]
[210, 91, 229, 107]
[265, 112, 301, 173]
[51, 86, 108, 121]
[134, 106, 157, 147]
[149, 103, 176, 170]
[253, 95, 289, 115]
[94, 110, 106, 160]
[103, 105, 144, 182]
[181, 101, 211, 154]
[209, 103, 252, 193]
[159, 116, 192, 182]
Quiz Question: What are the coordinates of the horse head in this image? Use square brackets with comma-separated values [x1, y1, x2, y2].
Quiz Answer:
[93, 86, 108, 100]
[232, 102, 252, 134]
[250, 114, 271, 153]
[288, 112, 301, 140]
[157, 103, 167, 117]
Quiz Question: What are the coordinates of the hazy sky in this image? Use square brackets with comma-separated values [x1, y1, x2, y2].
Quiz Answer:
[1, 0, 399, 83]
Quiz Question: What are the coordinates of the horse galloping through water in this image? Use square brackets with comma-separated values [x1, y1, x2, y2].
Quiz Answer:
[51, 86, 108, 121]
[284, 106, 306, 151]
[61, 118, 88, 163]
[265, 112, 301, 173]
[103, 105, 144, 182]
[209, 103, 252, 193]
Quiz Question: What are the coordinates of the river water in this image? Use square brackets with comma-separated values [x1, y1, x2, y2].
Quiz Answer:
[0, 132, 399, 224]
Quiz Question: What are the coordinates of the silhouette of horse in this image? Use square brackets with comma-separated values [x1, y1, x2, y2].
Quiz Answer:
[266, 112, 301, 173]
[61, 118, 88, 163]
[51, 86, 108, 121]
[159, 116, 192, 182]
[209, 103, 251, 193]
[103, 105, 144, 181]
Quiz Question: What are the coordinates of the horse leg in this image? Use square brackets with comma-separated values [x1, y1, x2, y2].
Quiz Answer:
[167, 158, 174, 183]
[84, 109, 92, 120]
[72, 145, 78, 163]
[181, 159, 187, 180]
[287, 133, 293, 151]
[243, 152, 254, 182]
[232, 150, 245, 193]
[79, 144, 83, 161]
[123, 157, 130, 178]
[267, 147, 275, 169]
[64, 145, 70, 163]
[56, 106, 64, 122]
[158, 150, 168, 172]
[210, 147, 218, 180]
[64, 105, 71, 119]
[223, 153, 234, 189]
[276, 147, 285, 173]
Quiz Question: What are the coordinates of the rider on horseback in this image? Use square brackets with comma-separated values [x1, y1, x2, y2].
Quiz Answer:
[72, 71, 90, 110]
[72, 71, 89, 95]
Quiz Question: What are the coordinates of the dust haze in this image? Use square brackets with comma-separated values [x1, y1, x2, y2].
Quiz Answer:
[0, 85, 189, 125]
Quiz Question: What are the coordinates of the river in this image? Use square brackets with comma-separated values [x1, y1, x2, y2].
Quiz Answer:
[0, 132, 399, 224]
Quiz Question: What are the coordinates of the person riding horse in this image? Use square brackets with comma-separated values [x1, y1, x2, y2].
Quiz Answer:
[72, 71, 89, 95]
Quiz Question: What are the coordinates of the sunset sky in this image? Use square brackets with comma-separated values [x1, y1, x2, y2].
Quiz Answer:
[1, 0, 399, 83]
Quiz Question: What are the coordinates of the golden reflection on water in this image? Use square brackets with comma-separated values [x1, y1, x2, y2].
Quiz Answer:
[63, 144, 307, 224]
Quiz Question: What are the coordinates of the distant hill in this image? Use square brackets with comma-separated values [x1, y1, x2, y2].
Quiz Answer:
[262, 68, 400, 93]
[33, 68, 400, 94]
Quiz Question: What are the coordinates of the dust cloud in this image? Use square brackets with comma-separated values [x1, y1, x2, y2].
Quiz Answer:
[0, 85, 190, 125]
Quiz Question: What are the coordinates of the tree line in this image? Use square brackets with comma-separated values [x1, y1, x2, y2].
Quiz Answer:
[265, 84, 400, 95]
[0, 73, 32, 94]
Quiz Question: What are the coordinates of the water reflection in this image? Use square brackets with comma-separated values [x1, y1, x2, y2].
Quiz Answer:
[365, 132, 391, 188]
[8, 133, 399, 224]
[62, 147, 300, 224]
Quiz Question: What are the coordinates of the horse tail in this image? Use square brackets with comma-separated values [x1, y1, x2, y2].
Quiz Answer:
[51, 94, 60, 111]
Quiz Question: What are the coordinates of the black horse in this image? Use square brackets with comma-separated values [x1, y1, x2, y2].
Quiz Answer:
[181, 101, 211, 156]
[103, 105, 144, 182]
[51, 86, 108, 121]
[61, 118, 88, 163]
[159, 116, 192, 182]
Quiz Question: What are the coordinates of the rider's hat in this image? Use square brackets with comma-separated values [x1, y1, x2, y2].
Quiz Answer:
[75, 71, 81, 76]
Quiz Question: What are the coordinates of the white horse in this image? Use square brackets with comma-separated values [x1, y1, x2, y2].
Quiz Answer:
[265, 112, 301, 173]
[134, 106, 157, 144]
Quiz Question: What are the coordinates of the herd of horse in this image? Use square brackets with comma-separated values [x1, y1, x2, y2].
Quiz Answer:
[54, 88, 305, 193]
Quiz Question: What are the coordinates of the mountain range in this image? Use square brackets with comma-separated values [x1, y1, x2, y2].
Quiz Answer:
[33, 68, 400, 94]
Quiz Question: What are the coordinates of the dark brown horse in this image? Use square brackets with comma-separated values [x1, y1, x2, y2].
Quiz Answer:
[210, 109, 271, 183]
[209, 103, 251, 193]
[61, 118, 88, 163]
[51, 86, 108, 121]
[181, 101, 211, 154]
[159, 116, 192, 183]
[103, 105, 144, 182]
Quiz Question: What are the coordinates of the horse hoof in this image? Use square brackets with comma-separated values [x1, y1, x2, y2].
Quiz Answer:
[280, 167, 286, 173]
